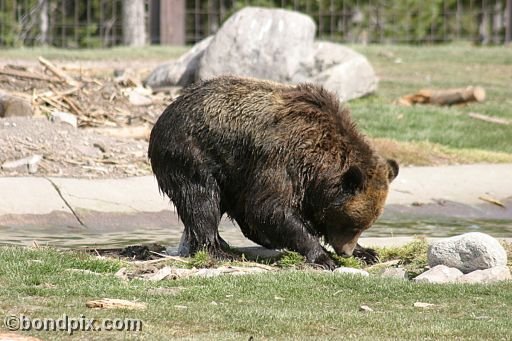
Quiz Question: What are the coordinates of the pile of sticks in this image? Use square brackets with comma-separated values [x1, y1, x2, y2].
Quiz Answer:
[0, 57, 135, 128]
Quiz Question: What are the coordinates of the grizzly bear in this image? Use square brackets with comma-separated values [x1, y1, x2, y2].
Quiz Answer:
[148, 76, 398, 269]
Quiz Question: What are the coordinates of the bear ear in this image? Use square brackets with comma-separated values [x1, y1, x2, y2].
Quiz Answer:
[387, 159, 399, 182]
[342, 165, 366, 195]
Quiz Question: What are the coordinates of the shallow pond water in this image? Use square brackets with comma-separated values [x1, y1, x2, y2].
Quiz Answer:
[1, 217, 511, 249]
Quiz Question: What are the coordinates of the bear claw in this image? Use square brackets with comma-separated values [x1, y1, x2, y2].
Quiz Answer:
[353, 245, 379, 265]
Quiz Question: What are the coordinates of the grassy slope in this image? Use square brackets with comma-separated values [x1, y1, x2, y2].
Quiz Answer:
[0, 247, 511, 340]
[350, 44, 512, 155]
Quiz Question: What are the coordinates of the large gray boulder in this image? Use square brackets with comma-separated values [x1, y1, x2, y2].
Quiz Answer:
[198, 7, 316, 82]
[145, 7, 378, 100]
[144, 36, 213, 88]
[309, 42, 378, 101]
[428, 232, 507, 274]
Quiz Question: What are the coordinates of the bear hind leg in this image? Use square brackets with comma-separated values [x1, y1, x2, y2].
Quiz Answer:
[173, 180, 229, 259]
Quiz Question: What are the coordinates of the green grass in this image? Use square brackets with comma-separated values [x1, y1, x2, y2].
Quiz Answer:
[375, 238, 429, 277]
[1, 246, 511, 340]
[188, 249, 215, 268]
[276, 250, 305, 268]
[349, 44, 512, 154]
[0, 46, 188, 61]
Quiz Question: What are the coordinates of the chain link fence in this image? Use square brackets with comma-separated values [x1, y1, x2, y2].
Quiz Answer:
[1, 0, 510, 47]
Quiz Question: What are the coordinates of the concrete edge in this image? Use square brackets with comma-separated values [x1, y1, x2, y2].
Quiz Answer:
[1, 164, 512, 228]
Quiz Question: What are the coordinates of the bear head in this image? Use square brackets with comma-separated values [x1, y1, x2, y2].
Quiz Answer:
[324, 157, 399, 257]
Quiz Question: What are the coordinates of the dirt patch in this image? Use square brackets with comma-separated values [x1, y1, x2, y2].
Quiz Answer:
[373, 138, 512, 166]
[0, 59, 176, 178]
[0, 116, 150, 177]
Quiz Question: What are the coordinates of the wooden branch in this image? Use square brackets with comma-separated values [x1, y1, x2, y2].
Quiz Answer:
[86, 125, 151, 140]
[0, 68, 60, 82]
[399, 86, 486, 106]
[38, 56, 79, 86]
[478, 195, 506, 208]
[468, 112, 510, 125]
[86, 298, 146, 310]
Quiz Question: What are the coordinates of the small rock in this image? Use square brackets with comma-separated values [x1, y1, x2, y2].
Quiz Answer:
[359, 305, 374, 312]
[2, 154, 42, 174]
[195, 268, 222, 278]
[428, 232, 507, 273]
[147, 266, 174, 281]
[50, 111, 78, 128]
[333, 267, 369, 276]
[380, 267, 408, 280]
[93, 142, 109, 153]
[413, 265, 463, 284]
[174, 267, 195, 278]
[114, 267, 128, 280]
[174, 305, 188, 309]
[113, 68, 125, 77]
[457, 266, 511, 284]
[0, 92, 33, 117]
[127, 87, 153, 106]
[413, 301, 435, 308]
[27, 154, 42, 173]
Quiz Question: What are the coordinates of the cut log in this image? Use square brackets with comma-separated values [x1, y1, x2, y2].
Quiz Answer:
[399, 86, 486, 106]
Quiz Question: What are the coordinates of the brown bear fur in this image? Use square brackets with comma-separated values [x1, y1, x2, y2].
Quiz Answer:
[148, 76, 398, 269]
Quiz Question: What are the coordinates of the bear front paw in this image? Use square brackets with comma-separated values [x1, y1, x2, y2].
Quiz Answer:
[353, 245, 379, 265]
[307, 251, 337, 270]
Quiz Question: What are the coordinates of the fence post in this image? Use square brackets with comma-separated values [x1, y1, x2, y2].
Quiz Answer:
[160, 0, 186, 45]
[506, 0, 512, 44]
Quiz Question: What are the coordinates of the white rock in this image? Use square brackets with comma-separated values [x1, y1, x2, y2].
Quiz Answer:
[144, 36, 213, 88]
[359, 305, 373, 312]
[127, 87, 153, 106]
[2, 154, 42, 174]
[333, 267, 369, 276]
[380, 267, 408, 280]
[413, 265, 463, 284]
[50, 111, 78, 128]
[147, 266, 174, 281]
[198, 7, 316, 82]
[195, 268, 222, 278]
[428, 232, 507, 273]
[27, 154, 42, 174]
[457, 266, 511, 284]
